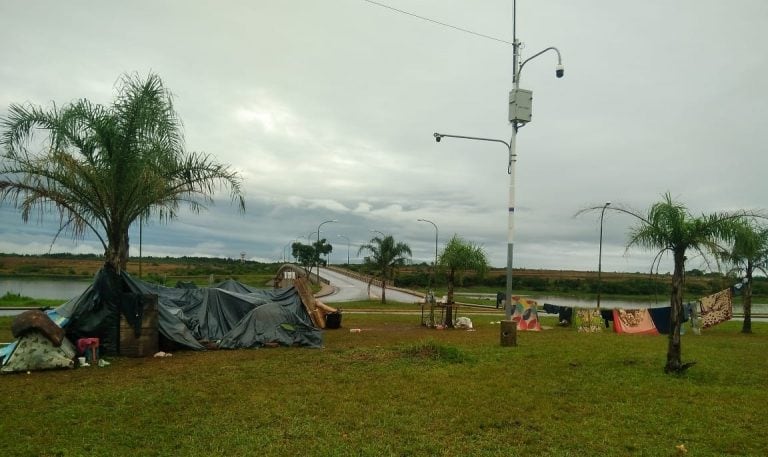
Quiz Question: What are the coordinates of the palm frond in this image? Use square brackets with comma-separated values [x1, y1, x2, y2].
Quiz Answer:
[0, 72, 245, 268]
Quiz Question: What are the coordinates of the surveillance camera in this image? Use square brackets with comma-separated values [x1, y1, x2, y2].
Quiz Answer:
[433, 133, 442, 142]
[555, 64, 564, 78]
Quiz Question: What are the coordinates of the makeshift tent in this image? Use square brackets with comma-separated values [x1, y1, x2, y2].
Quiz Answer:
[612, 308, 659, 335]
[213, 279, 260, 294]
[175, 281, 198, 289]
[1, 332, 76, 373]
[510, 296, 541, 331]
[2, 266, 327, 373]
[1, 310, 76, 373]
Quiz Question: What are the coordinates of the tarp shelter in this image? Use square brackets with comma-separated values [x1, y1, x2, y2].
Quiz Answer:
[1, 266, 325, 372]
[1, 310, 76, 374]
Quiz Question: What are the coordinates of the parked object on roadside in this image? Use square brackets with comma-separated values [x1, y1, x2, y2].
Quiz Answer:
[454, 317, 473, 329]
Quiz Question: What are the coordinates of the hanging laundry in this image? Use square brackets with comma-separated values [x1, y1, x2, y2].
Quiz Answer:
[511, 296, 541, 331]
[698, 288, 733, 329]
[612, 308, 659, 335]
[575, 308, 603, 333]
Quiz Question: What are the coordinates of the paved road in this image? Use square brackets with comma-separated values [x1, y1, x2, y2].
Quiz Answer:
[318, 268, 423, 304]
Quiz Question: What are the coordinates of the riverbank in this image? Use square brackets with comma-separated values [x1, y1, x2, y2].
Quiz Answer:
[5, 254, 766, 300]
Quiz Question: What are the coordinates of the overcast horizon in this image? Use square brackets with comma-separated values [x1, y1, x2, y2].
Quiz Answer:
[1, 1, 766, 274]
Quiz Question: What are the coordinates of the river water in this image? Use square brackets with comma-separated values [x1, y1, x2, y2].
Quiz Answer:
[0, 278, 91, 300]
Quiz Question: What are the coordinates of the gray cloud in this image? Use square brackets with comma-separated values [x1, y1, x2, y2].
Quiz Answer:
[1, 0, 766, 274]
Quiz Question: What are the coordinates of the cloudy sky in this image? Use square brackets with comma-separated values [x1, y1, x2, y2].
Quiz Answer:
[1, 0, 766, 273]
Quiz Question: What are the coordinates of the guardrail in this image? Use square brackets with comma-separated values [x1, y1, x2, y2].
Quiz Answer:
[325, 266, 426, 299]
[325, 266, 384, 289]
[274, 264, 330, 287]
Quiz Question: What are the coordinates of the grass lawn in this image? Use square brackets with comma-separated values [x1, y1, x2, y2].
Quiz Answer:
[1, 307, 766, 456]
[0, 292, 65, 309]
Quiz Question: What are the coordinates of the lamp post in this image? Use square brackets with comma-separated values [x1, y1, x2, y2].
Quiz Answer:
[288, 238, 298, 262]
[337, 234, 350, 265]
[315, 219, 337, 282]
[417, 218, 439, 286]
[433, 133, 514, 318]
[369, 229, 385, 238]
[433, 3, 563, 320]
[597, 201, 611, 310]
[139, 215, 143, 278]
[283, 242, 292, 263]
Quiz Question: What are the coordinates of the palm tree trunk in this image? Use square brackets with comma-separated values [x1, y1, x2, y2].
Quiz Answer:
[665, 250, 686, 374]
[105, 228, 130, 273]
[381, 278, 387, 304]
[742, 264, 753, 334]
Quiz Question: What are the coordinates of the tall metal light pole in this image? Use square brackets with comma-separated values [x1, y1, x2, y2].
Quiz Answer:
[417, 218, 439, 286]
[597, 201, 611, 310]
[434, 133, 514, 318]
[433, 3, 564, 320]
[288, 238, 298, 262]
[337, 234, 350, 265]
[283, 242, 292, 263]
[139, 215, 143, 278]
[315, 219, 337, 282]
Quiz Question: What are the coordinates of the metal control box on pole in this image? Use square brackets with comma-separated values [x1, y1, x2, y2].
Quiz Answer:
[508, 89, 532, 123]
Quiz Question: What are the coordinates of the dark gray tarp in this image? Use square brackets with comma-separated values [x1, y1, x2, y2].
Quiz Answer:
[54, 266, 323, 352]
[212, 279, 260, 294]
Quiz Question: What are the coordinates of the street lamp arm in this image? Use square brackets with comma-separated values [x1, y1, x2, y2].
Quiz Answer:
[416, 218, 437, 231]
[516, 46, 564, 84]
[434, 132, 515, 173]
[369, 229, 385, 238]
[434, 132, 511, 152]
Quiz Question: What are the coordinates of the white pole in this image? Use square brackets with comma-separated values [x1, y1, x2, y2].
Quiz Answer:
[505, 125, 517, 319]
[505, 20, 521, 319]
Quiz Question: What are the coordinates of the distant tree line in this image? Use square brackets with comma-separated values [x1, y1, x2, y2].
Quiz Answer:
[345, 263, 767, 298]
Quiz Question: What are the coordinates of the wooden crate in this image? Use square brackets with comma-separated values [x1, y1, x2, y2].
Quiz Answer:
[119, 294, 159, 357]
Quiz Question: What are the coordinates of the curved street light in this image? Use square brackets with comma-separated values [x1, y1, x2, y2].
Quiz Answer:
[282, 241, 292, 263]
[417, 218, 439, 285]
[337, 234, 350, 265]
[597, 201, 611, 310]
[433, 4, 563, 321]
[315, 219, 337, 281]
[433, 133, 514, 318]
[369, 229, 385, 238]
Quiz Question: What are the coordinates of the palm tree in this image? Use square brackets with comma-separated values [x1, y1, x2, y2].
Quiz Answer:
[622, 193, 747, 373]
[357, 235, 412, 303]
[721, 221, 768, 334]
[437, 235, 488, 327]
[0, 72, 244, 272]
